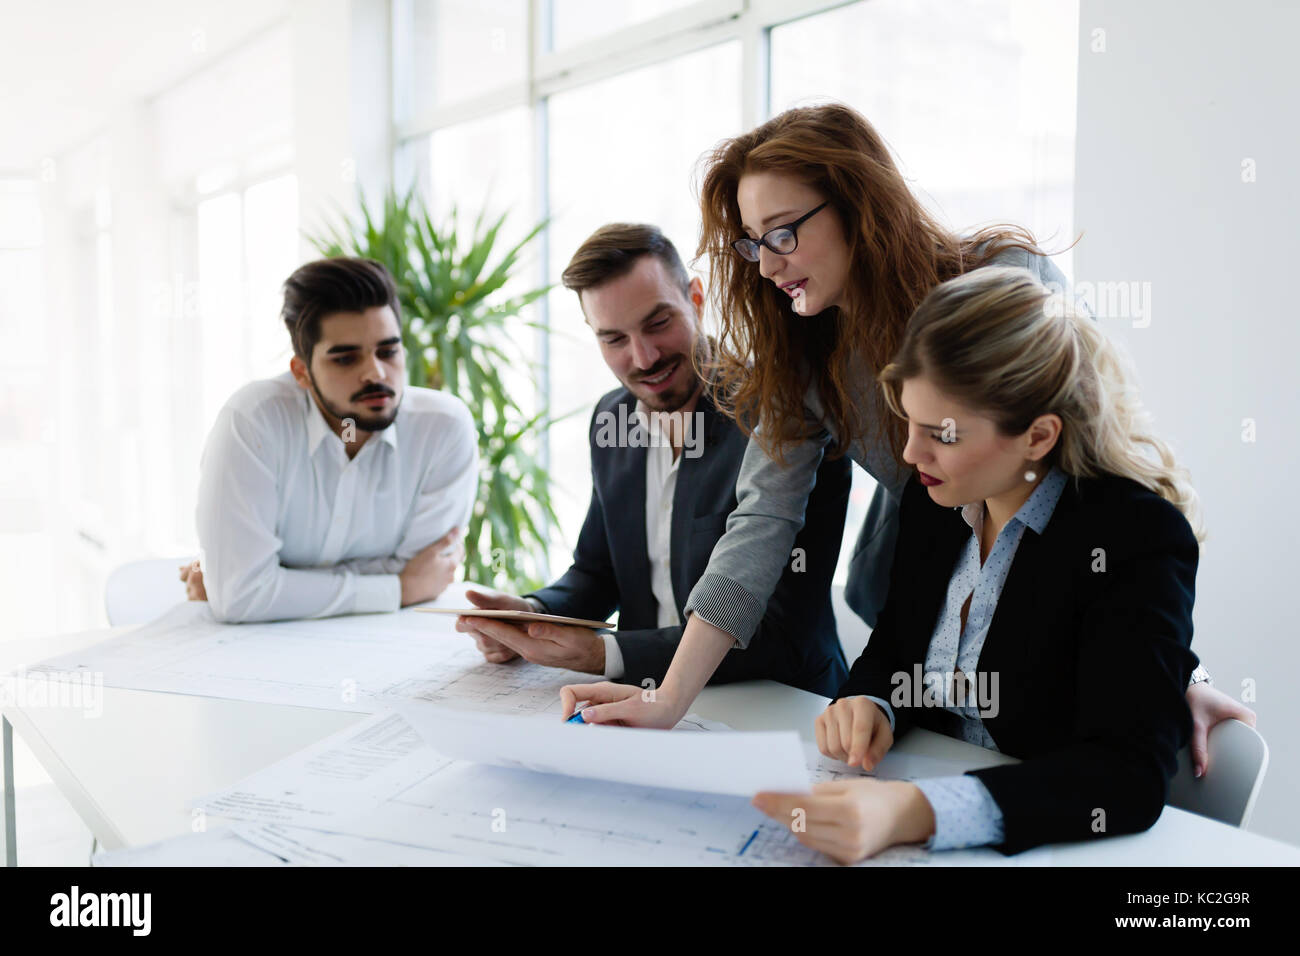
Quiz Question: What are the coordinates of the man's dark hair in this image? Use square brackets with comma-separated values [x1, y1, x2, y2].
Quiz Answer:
[561, 223, 691, 305]
[281, 257, 401, 359]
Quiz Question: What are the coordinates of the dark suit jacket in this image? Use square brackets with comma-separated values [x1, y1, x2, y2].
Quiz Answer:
[529, 386, 851, 697]
[837, 473, 1200, 855]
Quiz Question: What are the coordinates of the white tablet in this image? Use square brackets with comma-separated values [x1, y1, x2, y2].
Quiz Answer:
[415, 607, 613, 629]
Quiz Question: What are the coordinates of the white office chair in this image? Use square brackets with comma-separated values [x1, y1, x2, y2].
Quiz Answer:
[831, 584, 872, 664]
[1167, 718, 1269, 829]
[104, 557, 191, 628]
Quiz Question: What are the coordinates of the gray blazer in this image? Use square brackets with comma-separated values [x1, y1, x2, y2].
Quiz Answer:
[684, 247, 1077, 645]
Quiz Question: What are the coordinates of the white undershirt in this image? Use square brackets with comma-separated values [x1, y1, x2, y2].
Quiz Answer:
[643, 403, 684, 630]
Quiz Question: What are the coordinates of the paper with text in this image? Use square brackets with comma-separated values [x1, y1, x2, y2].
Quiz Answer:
[24, 583, 595, 716]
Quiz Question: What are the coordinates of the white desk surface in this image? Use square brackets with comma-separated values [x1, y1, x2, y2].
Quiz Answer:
[4, 625, 1299, 865]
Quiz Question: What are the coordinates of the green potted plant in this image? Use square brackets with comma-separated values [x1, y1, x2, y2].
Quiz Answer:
[309, 187, 563, 591]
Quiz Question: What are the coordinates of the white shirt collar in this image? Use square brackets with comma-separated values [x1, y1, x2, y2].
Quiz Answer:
[959, 465, 1068, 535]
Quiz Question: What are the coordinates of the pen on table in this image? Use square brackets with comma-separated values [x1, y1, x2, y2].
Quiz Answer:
[566, 700, 591, 724]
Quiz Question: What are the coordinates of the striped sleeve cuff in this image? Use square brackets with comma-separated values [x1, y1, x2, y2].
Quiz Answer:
[683, 573, 765, 649]
[913, 775, 1005, 851]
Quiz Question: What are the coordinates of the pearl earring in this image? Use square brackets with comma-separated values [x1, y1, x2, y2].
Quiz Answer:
[1024, 468, 1038, 482]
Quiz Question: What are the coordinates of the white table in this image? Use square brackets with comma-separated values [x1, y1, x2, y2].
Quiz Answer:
[3, 626, 1299, 866]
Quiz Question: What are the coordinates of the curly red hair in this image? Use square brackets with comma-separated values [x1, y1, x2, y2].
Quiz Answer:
[695, 103, 1042, 463]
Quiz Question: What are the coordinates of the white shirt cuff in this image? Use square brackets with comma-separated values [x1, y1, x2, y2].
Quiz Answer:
[353, 573, 401, 614]
[601, 632, 625, 679]
[912, 775, 1005, 851]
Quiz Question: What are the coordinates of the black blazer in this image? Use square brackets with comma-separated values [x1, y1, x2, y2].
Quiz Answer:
[529, 386, 851, 696]
[838, 473, 1200, 854]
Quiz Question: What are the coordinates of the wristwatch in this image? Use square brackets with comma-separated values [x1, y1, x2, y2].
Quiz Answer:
[1189, 664, 1213, 686]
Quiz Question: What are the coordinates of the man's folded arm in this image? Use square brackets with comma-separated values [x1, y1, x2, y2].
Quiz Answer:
[336, 555, 405, 575]
[393, 410, 480, 562]
[334, 410, 480, 579]
[197, 406, 400, 622]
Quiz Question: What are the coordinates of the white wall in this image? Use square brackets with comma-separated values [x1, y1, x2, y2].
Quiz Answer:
[1075, 0, 1300, 846]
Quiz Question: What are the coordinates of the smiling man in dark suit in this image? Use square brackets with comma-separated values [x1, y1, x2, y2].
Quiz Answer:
[456, 223, 851, 696]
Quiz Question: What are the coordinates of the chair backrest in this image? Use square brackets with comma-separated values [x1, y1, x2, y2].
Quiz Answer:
[832, 584, 872, 664]
[1167, 718, 1269, 828]
[104, 558, 190, 628]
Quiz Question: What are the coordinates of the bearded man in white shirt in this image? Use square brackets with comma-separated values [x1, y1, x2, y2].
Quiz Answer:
[181, 256, 479, 623]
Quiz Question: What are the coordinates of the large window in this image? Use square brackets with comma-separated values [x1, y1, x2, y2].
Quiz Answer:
[426, 104, 544, 502]
[196, 173, 299, 436]
[406, 0, 529, 115]
[551, 0, 707, 49]
[398, 0, 1079, 584]
[546, 42, 742, 539]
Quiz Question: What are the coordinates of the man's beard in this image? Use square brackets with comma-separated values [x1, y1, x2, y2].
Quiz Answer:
[631, 338, 709, 413]
[308, 369, 400, 433]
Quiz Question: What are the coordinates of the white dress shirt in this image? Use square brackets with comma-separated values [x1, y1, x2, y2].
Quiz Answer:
[597, 403, 690, 679]
[196, 371, 478, 623]
[643, 404, 685, 630]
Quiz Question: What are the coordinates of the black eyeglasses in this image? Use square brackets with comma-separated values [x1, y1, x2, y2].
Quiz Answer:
[730, 202, 829, 262]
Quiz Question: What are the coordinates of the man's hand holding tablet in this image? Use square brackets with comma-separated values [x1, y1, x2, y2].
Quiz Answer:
[431, 587, 611, 673]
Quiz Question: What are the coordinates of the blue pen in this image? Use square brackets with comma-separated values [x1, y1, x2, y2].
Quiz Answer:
[566, 701, 591, 724]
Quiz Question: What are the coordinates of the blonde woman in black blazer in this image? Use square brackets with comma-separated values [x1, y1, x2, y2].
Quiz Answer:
[753, 267, 1207, 862]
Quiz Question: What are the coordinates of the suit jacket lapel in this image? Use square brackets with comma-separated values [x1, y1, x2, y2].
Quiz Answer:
[976, 477, 1082, 710]
[669, 391, 723, 614]
[977, 532, 1041, 688]
[601, 394, 652, 624]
